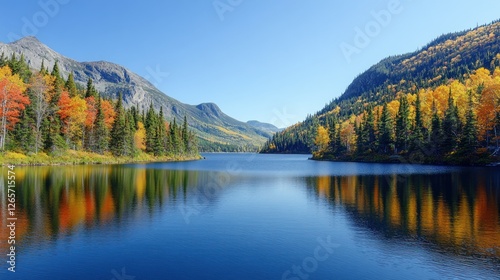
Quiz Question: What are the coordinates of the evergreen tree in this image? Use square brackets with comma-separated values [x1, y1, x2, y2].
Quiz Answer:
[410, 93, 425, 152]
[12, 106, 36, 153]
[395, 95, 411, 153]
[125, 110, 136, 155]
[334, 122, 344, 155]
[65, 72, 78, 97]
[327, 116, 337, 153]
[460, 91, 478, 156]
[39, 59, 48, 75]
[8, 53, 31, 82]
[430, 102, 444, 157]
[43, 117, 66, 154]
[0, 52, 6, 67]
[182, 116, 189, 153]
[43, 68, 65, 153]
[378, 103, 393, 154]
[93, 97, 109, 154]
[442, 92, 460, 154]
[51, 61, 64, 89]
[170, 118, 179, 154]
[144, 103, 156, 154]
[131, 106, 139, 130]
[153, 107, 166, 156]
[85, 78, 98, 98]
[110, 93, 130, 156]
[355, 118, 366, 155]
[364, 108, 376, 152]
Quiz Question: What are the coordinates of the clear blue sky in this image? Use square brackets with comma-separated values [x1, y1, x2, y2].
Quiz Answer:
[1, 0, 500, 127]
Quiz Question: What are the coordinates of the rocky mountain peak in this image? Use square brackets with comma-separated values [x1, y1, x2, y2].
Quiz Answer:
[196, 103, 223, 117]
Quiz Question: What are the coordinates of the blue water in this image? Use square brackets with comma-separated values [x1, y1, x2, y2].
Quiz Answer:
[1, 154, 499, 279]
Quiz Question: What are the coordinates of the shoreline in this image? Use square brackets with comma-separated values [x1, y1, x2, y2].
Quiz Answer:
[309, 154, 499, 167]
[0, 150, 202, 167]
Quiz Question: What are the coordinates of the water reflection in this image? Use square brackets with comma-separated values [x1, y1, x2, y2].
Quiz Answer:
[0, 165, 221, 253]
[1, 163, 499, 267]
[308, 170, 500, 259]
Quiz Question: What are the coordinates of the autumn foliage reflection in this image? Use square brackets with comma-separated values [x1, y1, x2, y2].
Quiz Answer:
[0, 165, 204, 252]
[309, 171, 500, 258]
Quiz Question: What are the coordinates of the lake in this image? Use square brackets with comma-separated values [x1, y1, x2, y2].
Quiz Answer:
[1, 153, 499, 280]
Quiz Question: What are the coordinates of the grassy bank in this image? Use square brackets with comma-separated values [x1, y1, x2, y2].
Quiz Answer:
[0, 150, 202, 166]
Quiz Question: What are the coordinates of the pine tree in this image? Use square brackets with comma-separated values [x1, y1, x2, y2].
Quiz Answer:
[410, 93, 425, 152]
[0, 52, 5, 67]
[93, 97, 109, 154]
[43, 116, 66, 154]
[51, 61, 64, 89]
[7, 54, 31, 82]
[327, 116, 337, 154]
[131, 106, 139, 130]
[125, 110, 136, 156]
[395, 95, 411, 153]
[182, 115, 189, 153]
[43, 66, 65, 153]
[364, 108, 376, 152]
[65, 72, 78, 97]
[378, 103, 393, 154]
[39, 60, 48, 75]
[110, 93, 129, 156]
[334, 122, 343, 155]
[442, 92, 460, 154]
[154, 107, 166, 156]
[13, 106, 36, 153]
[170, 118, 179, 154]
[85, 78, 98, 98]
[430, 102, 444, 156]
[355, 118, 366, 155]
[144, 103, 156, 154]
[460, 91, 478, 156]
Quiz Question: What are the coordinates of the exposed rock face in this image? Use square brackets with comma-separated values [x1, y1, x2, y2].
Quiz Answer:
[0, 37, 276, 149]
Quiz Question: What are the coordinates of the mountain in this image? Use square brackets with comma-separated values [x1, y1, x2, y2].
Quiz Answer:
[0, 37, 268, 151]
[262, 20, 500, 161]
[246, 120, 281, 137]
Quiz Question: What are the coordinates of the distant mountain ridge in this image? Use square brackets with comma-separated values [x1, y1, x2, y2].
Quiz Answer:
[247, 121, 281, 137]
[0, 36, 270, 151]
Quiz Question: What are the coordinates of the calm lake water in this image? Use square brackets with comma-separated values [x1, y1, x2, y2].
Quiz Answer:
[1, 153, 499, 280]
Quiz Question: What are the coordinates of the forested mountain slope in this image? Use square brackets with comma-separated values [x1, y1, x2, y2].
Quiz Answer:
[262, 20, 500, 164]
[0, 37, 269, 151]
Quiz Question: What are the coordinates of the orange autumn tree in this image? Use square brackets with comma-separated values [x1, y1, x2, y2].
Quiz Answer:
[58, 91, 87, 148]
[477, 84, 500, 147]
[0, 66, 29, 150]
[101, 99, 116, 129]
